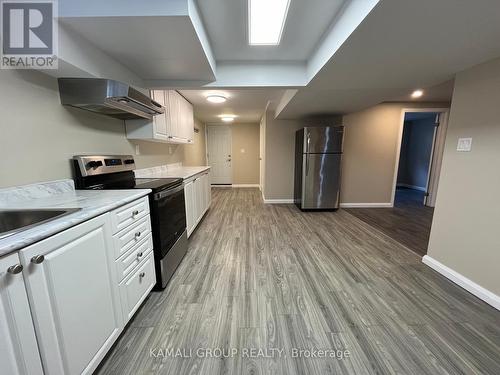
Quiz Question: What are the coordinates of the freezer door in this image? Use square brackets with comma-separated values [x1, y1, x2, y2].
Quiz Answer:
[302, 153, 341, 209]
[304, 126, 344, 154]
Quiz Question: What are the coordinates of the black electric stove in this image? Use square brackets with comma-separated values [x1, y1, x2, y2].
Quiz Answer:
[73, 155, 187, 288]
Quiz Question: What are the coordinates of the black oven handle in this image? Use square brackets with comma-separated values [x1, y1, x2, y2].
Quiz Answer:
[153, 183, 184, 201]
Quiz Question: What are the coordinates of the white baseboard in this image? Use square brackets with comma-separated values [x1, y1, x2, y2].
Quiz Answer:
[263, 198, 294, 204]
[397, 183, 426, 192]
[340, 202, 393, 208]
[232, 184, 260, 188]
[422, 255, 500, 311]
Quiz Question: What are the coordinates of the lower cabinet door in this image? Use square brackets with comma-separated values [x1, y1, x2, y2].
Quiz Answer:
[19, 213, 123, 375]
[0, 253, 44, 375]
[119, 253, 156, 322]
[194, 177, 203, 224]
[184, 180, 195, 236]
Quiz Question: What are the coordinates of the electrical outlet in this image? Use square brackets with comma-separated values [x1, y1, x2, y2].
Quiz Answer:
[457, 138, 472, 152]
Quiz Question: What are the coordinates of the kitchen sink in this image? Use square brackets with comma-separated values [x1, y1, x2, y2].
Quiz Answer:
[0, 208, 81, 240]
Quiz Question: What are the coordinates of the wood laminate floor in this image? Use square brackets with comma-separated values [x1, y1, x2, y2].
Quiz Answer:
[345, 188, 434, 256]
[96, 188, 500, 375]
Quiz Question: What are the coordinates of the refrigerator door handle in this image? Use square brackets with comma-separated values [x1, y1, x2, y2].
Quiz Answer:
[305, 154, 309, 176]
[306, 133, 311, 153]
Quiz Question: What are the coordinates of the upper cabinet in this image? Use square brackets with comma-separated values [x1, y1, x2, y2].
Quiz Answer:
[126, 90, 194, 144]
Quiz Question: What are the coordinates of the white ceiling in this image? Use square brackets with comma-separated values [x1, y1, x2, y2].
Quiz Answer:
[277, 0, 500, 118]
[55, 0, 500, 121]
[179, 89, 284, 123]
[196, 0, 347, 62]
[59, 16, 215, 81]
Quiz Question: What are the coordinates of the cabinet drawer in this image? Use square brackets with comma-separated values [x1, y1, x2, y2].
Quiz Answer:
[110, 196, 149, 234]
[115, 235, 153, 282]
[113, 215, 152, 259]
[119, 253, 156, 322]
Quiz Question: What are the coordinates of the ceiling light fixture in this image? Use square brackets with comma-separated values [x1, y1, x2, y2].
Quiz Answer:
[248, 0, 290, 45]
[411, 89, 424, 98]
[219, 114, 237, 122]
[206, 95, 227, 104]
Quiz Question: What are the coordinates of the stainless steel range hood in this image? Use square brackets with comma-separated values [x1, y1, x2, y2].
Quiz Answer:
[58, 78, 164, 120]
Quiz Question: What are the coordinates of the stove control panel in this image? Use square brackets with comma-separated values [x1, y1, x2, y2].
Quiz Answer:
[74, 155, 136, 177]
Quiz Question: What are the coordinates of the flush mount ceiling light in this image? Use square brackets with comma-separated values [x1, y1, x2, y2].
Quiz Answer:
[411, 89, 424, 98]
[219, 115, 237, 122]
[206, 95, 227, 104]
[248, 0, 291, 45]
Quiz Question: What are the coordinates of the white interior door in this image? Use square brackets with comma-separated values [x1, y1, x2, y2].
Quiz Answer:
[207, 125, 232, 184]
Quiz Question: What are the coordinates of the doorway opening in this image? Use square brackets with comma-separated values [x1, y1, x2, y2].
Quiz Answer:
[393, 108, 449, 209]
[396, 112, 439, 208]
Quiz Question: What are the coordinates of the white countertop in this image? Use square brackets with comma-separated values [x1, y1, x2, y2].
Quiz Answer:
[0, 188, 150, 256]
[135, 165, 210, 180]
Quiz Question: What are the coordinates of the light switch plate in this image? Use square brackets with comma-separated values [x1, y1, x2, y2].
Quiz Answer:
[457, 137, 472, 152]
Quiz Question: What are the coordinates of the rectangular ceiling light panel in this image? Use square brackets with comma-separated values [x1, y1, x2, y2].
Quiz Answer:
[249, 0, 291, 45]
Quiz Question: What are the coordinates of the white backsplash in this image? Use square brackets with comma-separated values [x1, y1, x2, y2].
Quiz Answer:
[0, 179, 75, 204]
[134, 162, 183, 178]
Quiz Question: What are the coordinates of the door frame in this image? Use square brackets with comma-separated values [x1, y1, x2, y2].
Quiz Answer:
[206, 124, 233, 185]
[391, 108, 450, 207]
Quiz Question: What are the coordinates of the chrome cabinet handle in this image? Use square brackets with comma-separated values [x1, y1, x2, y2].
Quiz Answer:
[135, 232, 141, 239]
[137, 252, 143, 258]
[31, 255, 45, 264]
[307, 133, 311, 153]
[139, 272, 145, 278]
[7, 264, 23, 274]
[132, 210, 139, 217]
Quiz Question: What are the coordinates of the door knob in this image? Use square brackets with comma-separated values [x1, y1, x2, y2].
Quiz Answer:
[31, 255, 45, 264]
[7, 264, 23, 274]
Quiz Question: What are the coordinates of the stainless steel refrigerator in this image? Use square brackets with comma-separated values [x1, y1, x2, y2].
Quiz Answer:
[294, 126, 344, 210]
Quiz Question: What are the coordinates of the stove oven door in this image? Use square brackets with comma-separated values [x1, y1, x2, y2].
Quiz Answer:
[150, 184, 187, 259]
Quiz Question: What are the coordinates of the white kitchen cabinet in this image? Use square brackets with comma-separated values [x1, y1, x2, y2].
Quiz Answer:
[184, 170, 211, 237]
[126, 90, 193, 144]
[184, 179, 195, 235]
[0, 253, 44, 375]
[119, 252, 156, 322]
[19, 213, 123, 375]
[152, 90, 169, 140]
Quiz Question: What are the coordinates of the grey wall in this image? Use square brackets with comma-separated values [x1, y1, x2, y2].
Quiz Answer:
[427, 57, 500, 296]
[263, 111, 304, 200]
[231, 123, 260, 185]
[0, 70, 202, 188]
[397, 117, 436, 189]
